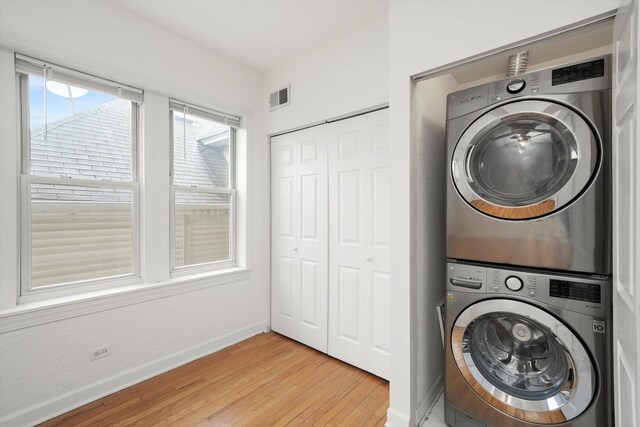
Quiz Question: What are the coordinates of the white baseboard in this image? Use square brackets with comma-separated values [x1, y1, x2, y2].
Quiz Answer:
[417, 374, 444, 425]
[0, 321, 267, 427]
[386, 374, 444, 427]
[386, 407, 413, 427]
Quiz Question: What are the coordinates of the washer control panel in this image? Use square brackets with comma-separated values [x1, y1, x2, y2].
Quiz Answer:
[446, 262, 611, 316]
[448, 263, 486, 292]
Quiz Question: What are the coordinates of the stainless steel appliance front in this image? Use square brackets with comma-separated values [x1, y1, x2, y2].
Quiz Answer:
[444, 262, 612, 427]
[446, 56, 611, 274]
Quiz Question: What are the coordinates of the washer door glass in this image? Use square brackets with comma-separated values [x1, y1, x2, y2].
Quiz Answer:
[467, 312, 570, 400]
[451, 100, 599, 220]
[451, 299, 595, 424]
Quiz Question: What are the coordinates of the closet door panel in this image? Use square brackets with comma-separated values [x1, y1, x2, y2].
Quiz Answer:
[271, 127, 328, 352]
[338, 170, 361, 245]
[328, 109, 390, 379]
[372, 271, 391, 354]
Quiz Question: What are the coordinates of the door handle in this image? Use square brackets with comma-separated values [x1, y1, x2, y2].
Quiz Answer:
[449, 278, 482, 289]
[464, 144, 475, 183]
[293, 247, 298, 252]
[365, 256, 373, 262]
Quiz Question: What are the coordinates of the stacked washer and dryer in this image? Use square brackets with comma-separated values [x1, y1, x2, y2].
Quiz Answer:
[444, 56, 613, 427]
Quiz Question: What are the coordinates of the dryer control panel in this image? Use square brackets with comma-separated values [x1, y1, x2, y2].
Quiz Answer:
[447, 262, 610, 317]
[445, 55, 611, 120]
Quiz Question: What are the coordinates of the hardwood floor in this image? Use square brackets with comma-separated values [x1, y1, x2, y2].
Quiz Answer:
[41, 333, 389, 426]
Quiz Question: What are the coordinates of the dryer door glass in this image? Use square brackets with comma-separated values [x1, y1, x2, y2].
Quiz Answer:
[468, 114, 577, 207]
[451, 100, 599, 220]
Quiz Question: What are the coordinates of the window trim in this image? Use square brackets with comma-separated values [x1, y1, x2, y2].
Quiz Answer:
[17, 71, 142, 301]
[169, 107, 237, 274]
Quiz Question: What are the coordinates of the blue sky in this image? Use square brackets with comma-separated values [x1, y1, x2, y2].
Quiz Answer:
[29, 75, 117, 130]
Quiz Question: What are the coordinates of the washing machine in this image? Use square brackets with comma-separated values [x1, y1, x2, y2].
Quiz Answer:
[444, 261, 612, 427]
[446, 56, 611, 275]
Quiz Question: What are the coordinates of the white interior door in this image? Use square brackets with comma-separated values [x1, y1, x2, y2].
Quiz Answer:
[327, 109, 390, 379]
[613, 1, 640, 426]
[271, 126, 328, 352]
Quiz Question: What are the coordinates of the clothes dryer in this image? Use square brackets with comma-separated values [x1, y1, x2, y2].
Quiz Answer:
[446, 56, 611, 274]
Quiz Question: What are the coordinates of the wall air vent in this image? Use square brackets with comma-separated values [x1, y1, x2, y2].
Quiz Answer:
[269, 85, 290, 111]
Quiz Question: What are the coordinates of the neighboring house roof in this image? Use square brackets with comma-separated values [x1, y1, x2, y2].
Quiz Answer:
[30, 99, 230, 204]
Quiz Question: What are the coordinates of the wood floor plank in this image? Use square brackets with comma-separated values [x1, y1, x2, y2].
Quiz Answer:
[106, 339, 306, 426]
[295, 367, 369, 424]
[40, 333, 389, 427]
[163, 345, 317, 425]
[251, 360, 347, 427]
[202, 350, 329, 424]
[315, 374, 381, 426]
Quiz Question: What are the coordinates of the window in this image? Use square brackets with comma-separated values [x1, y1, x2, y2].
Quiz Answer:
[169, 100, 239, 271]
[17, 55, 142, 295]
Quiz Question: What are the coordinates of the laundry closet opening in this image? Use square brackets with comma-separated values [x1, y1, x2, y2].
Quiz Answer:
[412, 13, 614, 426]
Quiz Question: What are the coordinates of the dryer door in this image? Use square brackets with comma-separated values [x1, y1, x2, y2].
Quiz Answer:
[451, 100, 600, 220]
[451, 299, 596, 424]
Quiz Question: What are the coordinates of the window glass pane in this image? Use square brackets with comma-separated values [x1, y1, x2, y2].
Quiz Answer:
[174, 191, 230, 267]
[172, 111, 230, 188]
[30, 183, 133, 288]
[28, 74, 132, 181]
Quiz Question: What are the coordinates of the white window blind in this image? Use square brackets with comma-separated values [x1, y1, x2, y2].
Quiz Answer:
[169, 99, 241, 128]
[15, 54, 143, 103]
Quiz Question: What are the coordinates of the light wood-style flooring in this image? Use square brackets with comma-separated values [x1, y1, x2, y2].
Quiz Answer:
[41, 332, 389, 426]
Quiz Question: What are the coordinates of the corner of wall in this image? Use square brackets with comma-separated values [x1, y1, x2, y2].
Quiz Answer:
[386, 406, 413, 427]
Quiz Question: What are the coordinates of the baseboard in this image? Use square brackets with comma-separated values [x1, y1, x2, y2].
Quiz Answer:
[417, 374, 444, 426]
[386, 407, 413, 427]
[0, 321, 267, 427]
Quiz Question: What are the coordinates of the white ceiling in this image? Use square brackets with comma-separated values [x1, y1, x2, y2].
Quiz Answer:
[111, 0, 388, 72]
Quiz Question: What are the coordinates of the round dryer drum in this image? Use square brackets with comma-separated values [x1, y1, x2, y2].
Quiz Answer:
[451, 299, 596, 424]
[451, 100, 600, 220]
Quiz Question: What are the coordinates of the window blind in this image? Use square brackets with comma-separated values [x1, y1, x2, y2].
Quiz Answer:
[15, 54, 143, 103]
[169, 99, 241, 129]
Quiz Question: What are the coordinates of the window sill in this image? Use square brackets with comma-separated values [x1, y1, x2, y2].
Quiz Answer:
[0, 267, 251, 334]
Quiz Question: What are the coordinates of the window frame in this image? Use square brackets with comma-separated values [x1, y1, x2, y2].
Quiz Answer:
[169, 105, 238, 275]
[17, 69, 142, 301]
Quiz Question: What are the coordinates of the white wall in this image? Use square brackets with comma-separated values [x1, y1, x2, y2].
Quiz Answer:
[264, 17, 388, 134]
[413, 73, 459, 422]
[387, 2, 619, 426]
[0, 1, 269, 425]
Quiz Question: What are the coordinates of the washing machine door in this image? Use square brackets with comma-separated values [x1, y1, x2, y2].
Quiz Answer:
[451, 299, 595, 424]
[451, 100, 600, 220]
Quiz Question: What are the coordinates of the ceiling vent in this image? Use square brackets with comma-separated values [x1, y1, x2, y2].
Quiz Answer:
[270, 85, 290, 111]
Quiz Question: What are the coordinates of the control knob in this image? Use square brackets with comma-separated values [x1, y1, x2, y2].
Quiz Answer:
[506, 78, 526, 94]
[505, 276, 523, 291]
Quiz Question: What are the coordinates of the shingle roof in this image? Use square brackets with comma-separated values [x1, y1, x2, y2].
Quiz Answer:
[29, 99, 230, 204]
[173, 113, 230, 188]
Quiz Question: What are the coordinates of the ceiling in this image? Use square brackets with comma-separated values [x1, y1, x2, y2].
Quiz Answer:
[111, 0, 388, 72]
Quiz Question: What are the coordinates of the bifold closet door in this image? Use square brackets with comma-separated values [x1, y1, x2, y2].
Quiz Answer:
[327, 109, 390, 379]
[271, 126, 328, 352]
